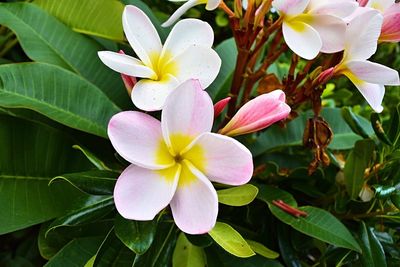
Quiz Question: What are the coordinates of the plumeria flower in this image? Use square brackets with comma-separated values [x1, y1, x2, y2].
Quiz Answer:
[162, 0, 221, 27]
[109, 79, 253, 234]
[355, 0, 400, 42]
[98, 5, 221, 111]
[220, 90, 291, 136]
[272, 0, 358, 60]
[334, 9, 400, 112]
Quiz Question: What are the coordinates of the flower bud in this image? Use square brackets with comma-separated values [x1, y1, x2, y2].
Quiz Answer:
[118, 50, 137, 95]
[214, 97, 231, 118]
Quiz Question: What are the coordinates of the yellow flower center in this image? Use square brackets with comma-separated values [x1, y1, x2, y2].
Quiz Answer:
[149, 50, 179, 81]
[155, 134, 207, 187]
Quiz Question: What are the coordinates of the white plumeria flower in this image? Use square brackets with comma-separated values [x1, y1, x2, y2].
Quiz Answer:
[163, 0, 221, 27]
[334, 9, 400, 112]
[98, 5, 221, 111]
[109, 79, 253, 234]
[273, 0, 358, 60]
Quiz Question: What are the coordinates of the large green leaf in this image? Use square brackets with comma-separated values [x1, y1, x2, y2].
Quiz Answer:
[45, 237, 103, 267]
[250, 108, 374, 156]
[357, 222, 387, 267]
[0, 63, 121, 137]
[344, 139, 375, 199]
[207, 38, 237, 100]
[114, 215, 157, 255]
[34, 0, 124, 41]
[0, 115, 92, 234]
[0, 2, 128, 107]
[257, 185, 361, 252]
[173, 233, 206, 267]
[208, 222, 255, 258]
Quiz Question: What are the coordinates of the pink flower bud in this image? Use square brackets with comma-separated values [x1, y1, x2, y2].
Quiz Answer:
[219, 90, 291, 136]
[318, 67, 335, 84]
[380, 4, 400, 42]
[214, 97, 231, 117]
[357, 0, 369, 7]
[118, 50, 137, 95]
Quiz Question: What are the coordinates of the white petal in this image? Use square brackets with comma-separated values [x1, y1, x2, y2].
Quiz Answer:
[273, 0, 310, 15]
[131, 74, 180, 111]
[170, 160, 218, 234]
[344, 71, 385, 112]
[308, 0, 358, 18]
[123, 5, 162, 67]
[183, 133, 253, 185]
[161, 79, 214, 153]
[347, 60, 400, 85]
[206, 0, 222, 10]
[162, 0, 203, 27]
[108, 111, 175, 169]
[114, 164, 180, 220]
[366, 0, 395, 12]
[282, 20, 322, 60]
[306, 15, 346, 53]
[172, 46, 221, 88]
[98, 51, 155, 78]
[161, 19, 214, 61]
[345, 9, 383, 61]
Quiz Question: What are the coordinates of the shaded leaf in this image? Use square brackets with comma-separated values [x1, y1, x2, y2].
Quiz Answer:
[172, 233, 206, 267]
[357, 222, 387, 267]
[246, 240, 279, 259]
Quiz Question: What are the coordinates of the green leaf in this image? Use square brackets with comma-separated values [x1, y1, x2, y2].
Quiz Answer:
[44, 237, 103, 267]
[173, 233, 206, 267]
[0, 115, 93, 234]
[34, 0, 124, 41]
[207, 38, 237, 100]
[51, 170, 118, 195]
[344, 139, 375, 199]
[250, 108, 373, 156]
[114, 214, 157, 255]
[0, 63, 121, 138]
[341, 107, 370, 138]
[93, 229, 136, 267]
[133, 222, 179, 267]
[246, 240, 279, 259]
[73, 145, 112, 171]
[388, 103, 400, 145]
[371, 113, 392, 145]
[208, 222, 255, 258]
[357, 222, 387, 267]
[217, 184, 259, 206]
[257, 186, 361, 252]
[46, 196, 115, 235]
[0, 2, 128, 107]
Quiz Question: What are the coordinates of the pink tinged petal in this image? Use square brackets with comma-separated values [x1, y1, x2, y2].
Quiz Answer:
[306, 14, 346, 53]
[273, 0, 310, 15]
[172, 46, 221, 88]
[97, 51, 155, 78]
[170, 161, 218, 234]
[220, 90, 291, 136]
[366, 0, 395, 12]
[384, 2, 400, 16]
[161, 19, 214, 61]
[214, 97, 231, 118]
[282, 20, 322, 60]
[308, 0, 359, 18]
[131, 74, 180, 111]
[162, 0, 205, 27]
[183, 133, 254, 186]
[358, 0, 369, 7]
[381, 11, 400, 42]
[346, 61, 400, 86]
[343, 70, 385, 112]
[108, 111, 175, 169]
[119, 50, 137, 95]
[344, 9, 383, 61]
[206, 0, 222, 10]
[114, 164, 180, 221]
[123, 6, 162, 67]
[161, 79, 214, 151]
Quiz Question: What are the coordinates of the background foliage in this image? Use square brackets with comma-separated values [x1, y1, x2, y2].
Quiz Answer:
[0, 0, 400, 266]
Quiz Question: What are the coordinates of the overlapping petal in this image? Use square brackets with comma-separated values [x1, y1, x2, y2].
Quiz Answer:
[206, 0, 221, 10]
[161, 79, 214, 153]
[97, 51, 155, 78]
[282, 20, 322, 60]
[183, 133, 253, 186]
[170, 161, 218, 234]
[346, 61, 400, 86]
[123, 6, 162, 68]
[273, 0, 310, 15]
[114, 164, 180, 220]
[108, 111, 175, 169]
[308, 0, 358, 18]
[162, 0, 206, 27]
